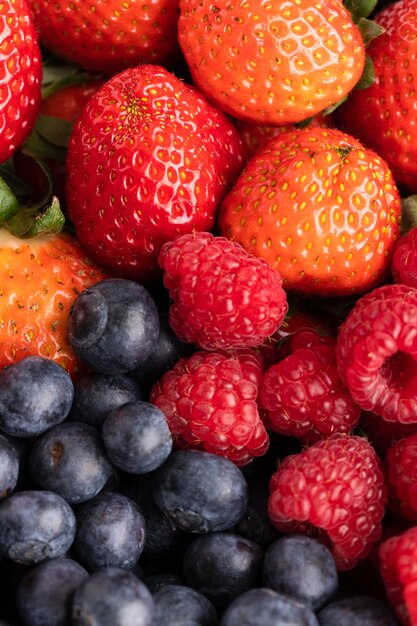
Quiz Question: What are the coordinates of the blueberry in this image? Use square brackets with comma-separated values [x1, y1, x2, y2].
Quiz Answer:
[219, 588, 319, 626]
[262, 535, 339, 611]
[16, 557, 89, 626]
[0, 435, 19, 498]
[152, 450, 249, 533]
[73, 491, 146, 571]
[146, 574, 186, 595]
[0, 357, 73, 438]
[72, 568, 155, 626]
[0, 490, 75, 565]
[102, 401, 172, 474]
[69, 373, 144, 429]
[28, 422, 114, 504]
[153, 584, 218, 626]
[317, 596, 400, 625]
[183, 533, 264, 609]
[67, 278, 160, 374]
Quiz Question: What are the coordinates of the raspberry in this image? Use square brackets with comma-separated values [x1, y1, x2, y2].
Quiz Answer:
[259, 329, 361, 444]
[358, 410, 417, 457]
[268, 434, 387, 571]
[158, 232, 288, 351]
[392, 227, 417, 289]
[379, 527, 417, 626]
[150, 349, 269, 466]
[335, 283, 417, 424]
[385, 434, 417, 523]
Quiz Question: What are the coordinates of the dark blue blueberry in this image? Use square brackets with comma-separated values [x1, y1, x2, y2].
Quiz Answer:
[67, 278, 160, 374]
[28, 422, 114, 504]
[233, 481, 279, 549]
[102, 402, 172, 474]
[152, 450, 249, 533]
[73, 491, 146, 571]
[153, 584, 218, 626]
[72, 568, 155, 626]
[262, 534, 338, 611]
[317, 596, 400, 626]
[219, 588, 319, 626]
[0, 435, 19, 498]
[131, 314, 193, 392]
[0, 490, 75, 565]
[0, 357, 73, 438]
[16, 557, 89, 626]
[69, 373, 143, 429]
[183, 533, 264, 609]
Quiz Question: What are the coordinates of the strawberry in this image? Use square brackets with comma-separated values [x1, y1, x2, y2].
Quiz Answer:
[66, 64, 245, 283]
[336, 0, 417, 193]
[218, 127, 401, 297]
[0, 228, 108, 379]
[26, 0, 181, 75]
[0, 0, 42, 163]
[40, 81, 104, 124]
[177, 0, 365, 125]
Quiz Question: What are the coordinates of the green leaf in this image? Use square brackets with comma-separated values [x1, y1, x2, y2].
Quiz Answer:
[295, 116, 315, 129]
[357, 17, 386, 48]
[400, 195, 417, 236]
[344, 0, 378, 21]
[41, 53, 101, 99]
[354, 55, 375, 90]
[0, 161, 33, 197]
[0, 177, 20, 225]
[35, 115, 74, 149]
[9, 196, 65, 238]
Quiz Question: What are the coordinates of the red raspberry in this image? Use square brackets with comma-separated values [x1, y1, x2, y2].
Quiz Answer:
[335, 283, 417, 424]
[385, 434, 417, 523]
[268, 434, 387, 571]
[158, 232, 288, 351]
[150, 349, 269, 466]
[259, 329, 360, 443]
[392, 227, 417, 289]
[379, 527, 417, 626]
[359, 410, 417, 457]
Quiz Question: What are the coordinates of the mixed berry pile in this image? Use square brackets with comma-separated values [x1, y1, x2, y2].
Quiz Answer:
[1, 0, 417, 624]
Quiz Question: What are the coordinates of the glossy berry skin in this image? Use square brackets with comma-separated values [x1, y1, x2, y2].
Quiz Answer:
[336, 0, 417, 192]
[379, 527, 417, 626]
[0, 356, 73, 438]
[385, 434, 417, 523]
[391, 228, 417, 289]
[67, 279, 160, 375]
[159, 232, 288, 350]
[73, 491, 146, 571]
[0, 490, 75, 565]
[28, 422, 113, 504]
[219, 127, 401, 297]
[153, 584, 218, 626]
[335, 283, 417, 424]
[219, 588, 319, 626]
[0, 230, 107, 378]
[260, 329, 360, 443]
[182, 532, 264, 609]
[150, 350, 269, 466]
[152, 449, 249, 533]
[0, 0, 41, 163]
[72, 568, 155, 626]
[27, 0, 180, 75]
[70, 373, 144, 429]
[178, 0, 364, 125]
[16, 558, 89, 626]
[317, 596, 399, 626]
[262, 535, 338, 611]
[66, 65, 245, 282]
[268, 434, 387, 571]
[0, 435, 19, 499]
[102, 401, 172, 474]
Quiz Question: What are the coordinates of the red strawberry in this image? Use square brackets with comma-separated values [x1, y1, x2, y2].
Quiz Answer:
[0, 228, 108, 379]
[66, 64, 245, 283]
[178, 0, 365, 125]
[0, 0, 42, 163]
[26, 0, 181, 75]
[391, 227, 417, 290]
[336, 0, 417, 193]
[218, 127, 401, 297]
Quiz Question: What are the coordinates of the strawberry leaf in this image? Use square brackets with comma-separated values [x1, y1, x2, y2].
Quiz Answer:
[400, 195, 417, 235]
[0, 176, 20, 225]
[22, 115, 72, 163]
[344, 0, 378, 21]
[9, 196, 65, 238]
[354, 55, 375, 90]
[41, 53, 101, 99]
[356, 17, 386, 47]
